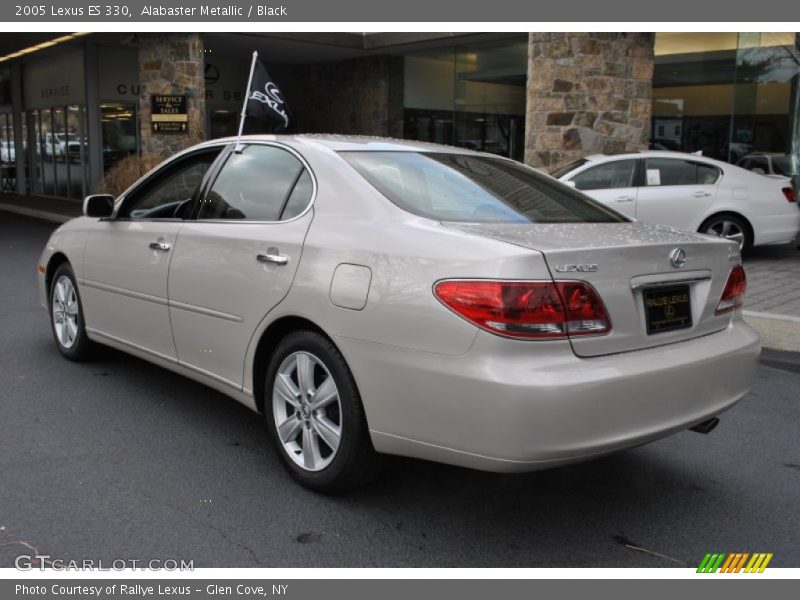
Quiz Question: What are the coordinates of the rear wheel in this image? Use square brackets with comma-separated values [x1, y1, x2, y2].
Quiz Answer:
[700, 214, 752, 251]
[49, 263, 94, 361]
[264, 330, 382, 492]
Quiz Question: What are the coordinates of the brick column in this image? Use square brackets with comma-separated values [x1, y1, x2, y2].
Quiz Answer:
[138, 33, 206, 157]
[524, 33, 654, 171]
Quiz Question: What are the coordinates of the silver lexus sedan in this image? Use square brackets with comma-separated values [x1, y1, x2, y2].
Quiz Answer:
[38, 135, 760, 491]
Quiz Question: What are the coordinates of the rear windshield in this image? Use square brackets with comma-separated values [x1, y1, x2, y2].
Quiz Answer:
[341, 151, 626, 224]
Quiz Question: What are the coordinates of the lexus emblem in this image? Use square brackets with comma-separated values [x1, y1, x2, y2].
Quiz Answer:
[669, 248, 687, 268]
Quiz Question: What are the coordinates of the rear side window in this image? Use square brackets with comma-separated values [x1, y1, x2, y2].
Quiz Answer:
[341, 151, 627, 224]
[571, 160, 637, 191]
[199, 144, 312, 221]
[644, 158, 720, 186]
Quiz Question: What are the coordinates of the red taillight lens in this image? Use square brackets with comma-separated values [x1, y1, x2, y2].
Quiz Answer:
[433, 280, 611, 339]
[715, 265, 747, 315]
[782, 187, 796, 203]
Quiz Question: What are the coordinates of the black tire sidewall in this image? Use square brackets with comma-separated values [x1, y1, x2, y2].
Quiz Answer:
[49, 263, 92, 361]
[264, 330, 374, 492]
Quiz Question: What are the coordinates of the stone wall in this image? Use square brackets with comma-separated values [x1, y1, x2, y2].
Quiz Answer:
[524, 32, 655, 172]
[283, 55, 404, 138]
[138, 33, 206, 157]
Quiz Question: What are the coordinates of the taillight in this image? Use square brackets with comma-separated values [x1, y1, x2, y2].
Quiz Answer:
[715, 265, 747, 315]
[433, 280, 611, 339]
[782, 187, 796, 203]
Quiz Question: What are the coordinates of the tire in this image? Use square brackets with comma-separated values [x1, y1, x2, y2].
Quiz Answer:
[700, 214, 753, 251]
[264, 330, 382, 492]
[49, 263, 95, 361]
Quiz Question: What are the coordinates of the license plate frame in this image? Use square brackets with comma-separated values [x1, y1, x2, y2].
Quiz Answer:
[643, 284, 693, 335]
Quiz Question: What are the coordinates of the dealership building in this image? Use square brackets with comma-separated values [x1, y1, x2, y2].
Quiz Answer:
[0, 32, 798, 201]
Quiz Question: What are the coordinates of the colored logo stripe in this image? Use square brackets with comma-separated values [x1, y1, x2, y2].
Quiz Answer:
[697, 552, 773, 573]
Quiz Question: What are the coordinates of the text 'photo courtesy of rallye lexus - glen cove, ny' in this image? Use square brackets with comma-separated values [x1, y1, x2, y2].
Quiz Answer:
[36, 54, 762, 493]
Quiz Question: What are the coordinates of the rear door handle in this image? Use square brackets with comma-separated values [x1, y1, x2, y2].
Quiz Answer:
[257, 249, 289, 265]
[692, 191, 712, 198]
[616, 195, 634, 202]
[149, 240, 171, 252]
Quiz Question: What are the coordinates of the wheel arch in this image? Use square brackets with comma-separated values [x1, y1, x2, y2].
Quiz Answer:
[697, 210, 755, 246]
[251, 315, 337, 415]
[45, 252, 71, 300]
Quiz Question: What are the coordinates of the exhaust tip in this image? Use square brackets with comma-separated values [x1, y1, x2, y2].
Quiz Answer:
[689, 417, 720, 434]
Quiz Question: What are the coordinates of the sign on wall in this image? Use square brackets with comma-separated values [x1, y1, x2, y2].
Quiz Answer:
[151, 95, 188, 133]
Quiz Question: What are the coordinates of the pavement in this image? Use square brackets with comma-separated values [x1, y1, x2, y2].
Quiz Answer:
[1, 211, 799, 568]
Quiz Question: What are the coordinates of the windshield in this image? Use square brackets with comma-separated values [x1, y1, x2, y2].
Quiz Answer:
[550, 158, 589, 179]
[342, 152, 627, 224]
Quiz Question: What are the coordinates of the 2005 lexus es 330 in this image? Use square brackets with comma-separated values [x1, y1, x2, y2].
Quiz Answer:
[39, 135, 760, 491]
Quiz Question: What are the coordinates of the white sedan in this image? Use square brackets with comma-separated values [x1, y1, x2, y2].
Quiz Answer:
[552, 151, 799, 249]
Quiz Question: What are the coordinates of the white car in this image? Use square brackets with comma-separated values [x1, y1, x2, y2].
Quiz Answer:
[552, 151, 799, 249]
[737, 153, 797, 178]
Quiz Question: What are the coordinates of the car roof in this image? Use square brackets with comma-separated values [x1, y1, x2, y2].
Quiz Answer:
[205, 134, 483, 155]
[583, 150, 729, 168]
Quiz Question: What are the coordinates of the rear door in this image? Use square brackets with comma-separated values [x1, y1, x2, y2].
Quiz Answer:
[635, 157, 720, 230]
[167, 142, 315, 388]
[568, 159, 639, 218]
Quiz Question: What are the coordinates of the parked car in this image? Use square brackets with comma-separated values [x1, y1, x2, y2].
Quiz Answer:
[43, 132, 83, 161]
[552, 151, 799, 249]
[737, 153, 798, 178]
[38, 136, 760, 491]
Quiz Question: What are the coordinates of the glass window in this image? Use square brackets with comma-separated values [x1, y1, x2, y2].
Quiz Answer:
[199, 145, 309, 221]
[121, 150, 220, 219]
[571, 160, 637, 191]
[644, 158, 720, 186]
[550, 159, 588, 179]
[101, 102, 137, 171]
[281, 169, 314, 220]
[342, 151, 627, 224]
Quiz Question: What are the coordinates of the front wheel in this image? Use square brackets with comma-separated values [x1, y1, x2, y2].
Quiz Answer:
[49, 263, 95, 361]
[264, 330, 382, 492]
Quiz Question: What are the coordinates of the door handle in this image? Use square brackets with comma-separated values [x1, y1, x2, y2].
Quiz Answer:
[616, 196, 634, 202]
[149, 241, 171, 252]
[257, 250, 289, 265]
[692, 191, 712, 198]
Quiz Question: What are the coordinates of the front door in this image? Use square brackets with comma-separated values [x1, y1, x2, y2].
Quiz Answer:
[568, 158, 639, 219]
[80, 147, 223, 359]
[167, 142, 316, 388]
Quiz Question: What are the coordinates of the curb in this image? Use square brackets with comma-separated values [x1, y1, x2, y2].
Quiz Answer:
[760, 348, 800, 375]
[743, 310, 800, 325]
[0, 203, 73, 224]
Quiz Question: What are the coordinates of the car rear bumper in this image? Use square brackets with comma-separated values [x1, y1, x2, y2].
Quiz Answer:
[337, 317, 760, 472]
[752, 211, 800, 245]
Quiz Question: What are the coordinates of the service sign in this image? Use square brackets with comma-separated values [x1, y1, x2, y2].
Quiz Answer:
[151, 95, 188, 133]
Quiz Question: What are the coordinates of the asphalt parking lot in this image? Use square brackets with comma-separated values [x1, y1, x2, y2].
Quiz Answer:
[1, 212, 799, 568]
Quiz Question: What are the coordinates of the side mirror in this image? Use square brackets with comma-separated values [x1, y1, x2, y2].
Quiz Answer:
[83, 194, 115, 218]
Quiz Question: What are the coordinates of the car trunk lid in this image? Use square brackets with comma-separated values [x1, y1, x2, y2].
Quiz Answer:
[443, 221, 740, 357]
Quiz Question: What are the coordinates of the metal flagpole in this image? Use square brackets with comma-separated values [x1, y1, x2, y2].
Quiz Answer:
[234, 50, 258, 153]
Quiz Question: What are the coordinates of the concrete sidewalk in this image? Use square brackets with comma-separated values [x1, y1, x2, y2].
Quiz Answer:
[2, 192, 799, 350]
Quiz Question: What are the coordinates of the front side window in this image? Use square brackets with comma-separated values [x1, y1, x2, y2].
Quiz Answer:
[644, 158, 720, 187]
[342, 151, 627, 224]
[120, 149, 221, 219]
[198, 144, 312, 221]
[571, 160, 637, 191]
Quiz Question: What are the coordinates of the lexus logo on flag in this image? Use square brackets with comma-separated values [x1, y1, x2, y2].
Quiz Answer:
[246, 59, 290, 132]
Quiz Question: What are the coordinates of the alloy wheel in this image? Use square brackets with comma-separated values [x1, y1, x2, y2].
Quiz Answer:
[52, 275, 79, 349]
[704, 219, 745, 248]
[272, 351, 342, 472]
